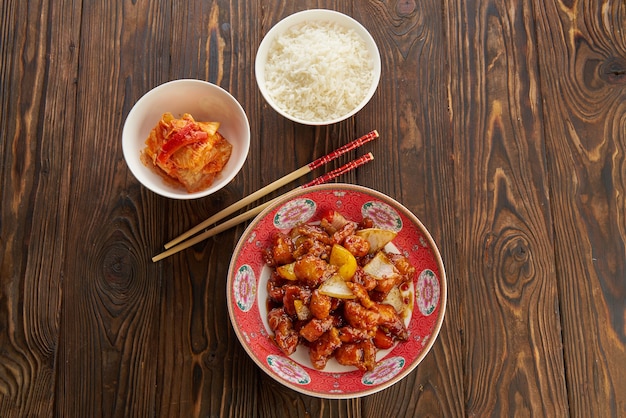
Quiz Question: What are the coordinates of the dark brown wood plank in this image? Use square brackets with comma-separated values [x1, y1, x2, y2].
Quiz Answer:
[532, 1, 626, 416]
[445, 0, 570, 415]
[0, 0, 80, 416]
[54, 1, 168, 416]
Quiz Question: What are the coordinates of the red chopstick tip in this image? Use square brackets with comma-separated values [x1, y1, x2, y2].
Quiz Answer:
[308, 130, 380, 170]
[303, 152, 374, 188]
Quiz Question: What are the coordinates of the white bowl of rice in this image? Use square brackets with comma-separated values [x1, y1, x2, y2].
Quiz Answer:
[255, 9, 381, 125]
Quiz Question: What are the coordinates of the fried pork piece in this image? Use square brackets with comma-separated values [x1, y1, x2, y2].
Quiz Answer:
[291, 224, 332, 259]
[291, 224, 333, 245]
[309, 290, 332, 320]
[373, 303, 408, 340]
[292, 235, 330, 259]
[352, 268, 378, 291]
[346, 281, 375, 308]
[263, 232, 295, 266]
[331, 221, 358, 245]
[358, 217, 375, 229]
[338, 326, 375, 343]
[342, 234, 370, 257]
[335, 340, 377, 371]
[267, 272, 286, 303]
[372, 275, 404, 300]
[282, 285, 312, 317]
[387, 252, 417, 279]
[309, 327, 342, 370]
[344, 300, 380, 331]
[268, 308, 299, 355]
[294, 254, 335, 287]
[299, 317, 334, 342]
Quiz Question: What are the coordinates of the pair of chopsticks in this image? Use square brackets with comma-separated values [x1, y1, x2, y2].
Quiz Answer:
[152, 130, 379, 262]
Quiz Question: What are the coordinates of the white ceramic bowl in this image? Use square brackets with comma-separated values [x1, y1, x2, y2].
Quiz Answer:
[255, 9, 381, 125]
[122, 79, 250, 199]
[227, 184, 447, 398]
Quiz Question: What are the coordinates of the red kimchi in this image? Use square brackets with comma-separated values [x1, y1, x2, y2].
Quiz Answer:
[142, 112, 232, 192]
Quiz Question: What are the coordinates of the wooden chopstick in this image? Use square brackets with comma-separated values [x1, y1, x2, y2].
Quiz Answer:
[163, 130, 379, 249]
[152, 152, 374, 262]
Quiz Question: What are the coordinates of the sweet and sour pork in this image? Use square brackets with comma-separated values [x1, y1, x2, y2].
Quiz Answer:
[264, 210, 414, 371]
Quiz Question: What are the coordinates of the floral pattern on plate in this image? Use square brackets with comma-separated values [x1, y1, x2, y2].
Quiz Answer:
[233, 265, 256, 312]
[362, 357, 406, 386]
[267, 355, 311, 385]
[361, 201, 403, 232]
[417, 269, 440, 316]
[273, 198, 316, 230]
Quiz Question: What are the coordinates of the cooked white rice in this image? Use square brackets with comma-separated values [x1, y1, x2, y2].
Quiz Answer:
[264, 20, 375, 122]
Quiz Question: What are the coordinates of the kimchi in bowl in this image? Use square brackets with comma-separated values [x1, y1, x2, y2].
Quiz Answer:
[227, 184, 447, 398]
[122, 79, 250, 199]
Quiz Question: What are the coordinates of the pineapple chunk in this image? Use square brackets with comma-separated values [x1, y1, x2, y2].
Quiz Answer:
[293, 300, 312, 321]
[276, 262, 297, 281]
[329, 244, 357, 280]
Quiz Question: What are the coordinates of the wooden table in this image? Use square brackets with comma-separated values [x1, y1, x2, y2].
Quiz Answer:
[1, 0, 625, 416]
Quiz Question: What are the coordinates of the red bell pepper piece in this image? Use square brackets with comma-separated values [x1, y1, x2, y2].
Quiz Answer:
[156, 123, 208, 164]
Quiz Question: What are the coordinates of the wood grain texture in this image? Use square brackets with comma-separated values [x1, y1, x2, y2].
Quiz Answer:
[55, 1, 165, 416]
[1, 0, 79, 416]
[532, 0, 626, 416]
[445, 0, 569, 416]
[2, 0, 625, 417]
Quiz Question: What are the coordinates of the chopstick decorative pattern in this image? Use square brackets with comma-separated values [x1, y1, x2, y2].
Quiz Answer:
[163, 130, 379, 249]
[301, 152, 374, 188]
[152, 152, 374, 262]
[306, 130, 378, 170]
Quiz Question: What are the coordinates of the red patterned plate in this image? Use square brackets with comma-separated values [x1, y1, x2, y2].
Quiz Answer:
[227, 184, 447, 398]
